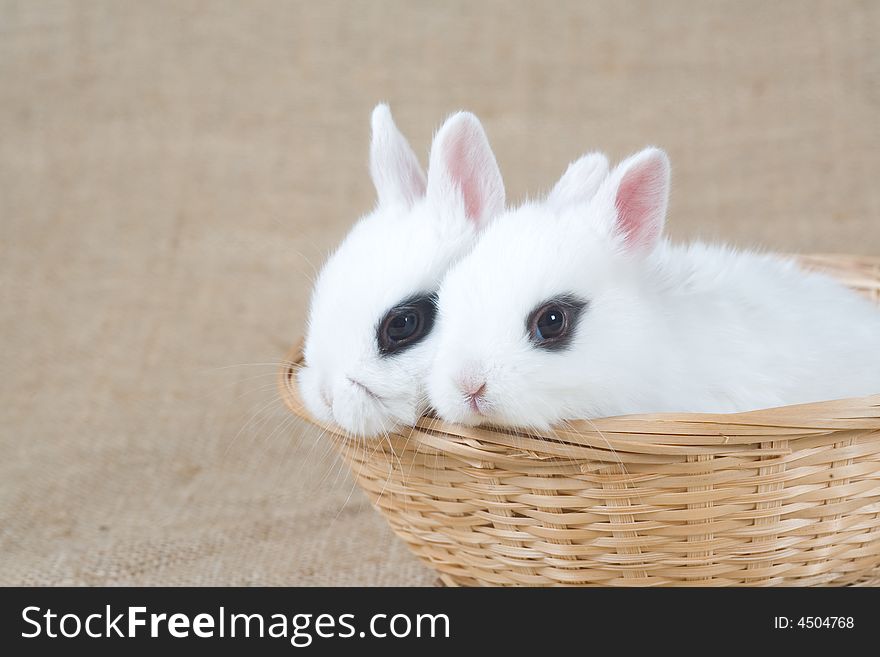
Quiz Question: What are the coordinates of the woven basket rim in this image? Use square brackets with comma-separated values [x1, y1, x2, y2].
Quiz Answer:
[280, 252, 880, 456]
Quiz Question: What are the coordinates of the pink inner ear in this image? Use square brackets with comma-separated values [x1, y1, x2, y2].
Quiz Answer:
[445, 128, 483, 222]
[614, 160, 665, 250]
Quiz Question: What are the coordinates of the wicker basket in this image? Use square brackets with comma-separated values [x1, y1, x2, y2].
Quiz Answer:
[280, 253, 880, 586]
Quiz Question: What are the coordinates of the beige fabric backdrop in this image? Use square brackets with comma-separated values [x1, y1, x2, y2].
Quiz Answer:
[1, 0, 878, 585]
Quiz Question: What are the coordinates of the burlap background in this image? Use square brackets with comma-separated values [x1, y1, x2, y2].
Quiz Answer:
[1, 0, 878, 585]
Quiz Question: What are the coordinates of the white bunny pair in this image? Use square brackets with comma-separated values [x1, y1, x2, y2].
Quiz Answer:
[299, 105, 880, 438]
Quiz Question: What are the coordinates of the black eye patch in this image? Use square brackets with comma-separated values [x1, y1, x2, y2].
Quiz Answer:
[526, 294, 588, 351]
[376, 292, 438, 357]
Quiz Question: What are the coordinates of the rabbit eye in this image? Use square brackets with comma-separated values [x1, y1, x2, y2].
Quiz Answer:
[387, 311, 419, 340]
[536, 307, 566, 339]
[527, 295, 588, 350]
[377, 293, 438, 356]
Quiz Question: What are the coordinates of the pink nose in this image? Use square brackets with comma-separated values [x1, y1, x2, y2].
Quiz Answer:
[460, 380, 487, 413]
[465, 381, 487, 399]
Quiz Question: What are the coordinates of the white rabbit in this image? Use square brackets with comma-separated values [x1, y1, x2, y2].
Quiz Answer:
[298, 104, 505, 437]
[428, 147, 880, 430]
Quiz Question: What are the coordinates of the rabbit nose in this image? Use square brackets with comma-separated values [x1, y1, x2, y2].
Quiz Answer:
[319, 386, 333, 410]
[347, 376, 381, 401]
[459, 379, 488, 413]
[464, 381, 487, 398]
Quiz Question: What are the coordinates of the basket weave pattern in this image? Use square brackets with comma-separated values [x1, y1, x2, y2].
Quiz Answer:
[281, 254, 880, 586]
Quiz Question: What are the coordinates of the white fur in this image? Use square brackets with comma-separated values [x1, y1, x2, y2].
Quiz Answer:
[429, 147, 880, 430]
[299, 105, 504, 437]
[546, 152, 609, 210]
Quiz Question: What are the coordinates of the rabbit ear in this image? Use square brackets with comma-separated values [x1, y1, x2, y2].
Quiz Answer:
[601, 147, 670, 253]
[369, 104, 426, 208]
[546, 152, 609, 209]
[426, 111, 505, 230]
